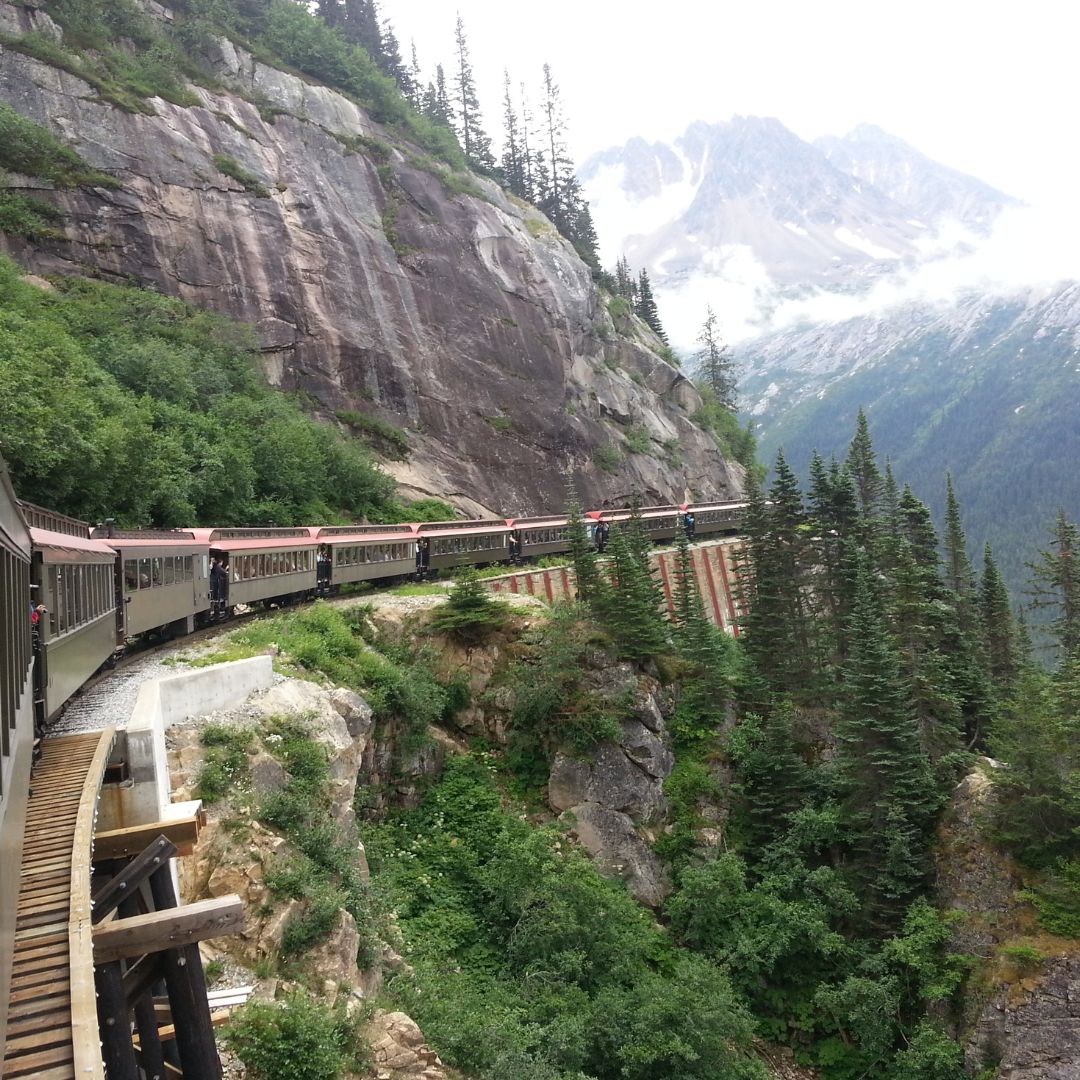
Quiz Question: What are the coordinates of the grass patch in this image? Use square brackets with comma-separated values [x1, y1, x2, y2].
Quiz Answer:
[212, 153, 271, 198]
[0, 190, 65, 239]
[336, 410, 410, 460]
[196, 724, 254, 803]
[523, 215, 552, 239]
[483, 415, 513, 434]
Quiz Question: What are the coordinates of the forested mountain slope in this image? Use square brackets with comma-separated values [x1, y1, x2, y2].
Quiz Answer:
[0, 0, 741, 518]
[738, 285, 1080, 596]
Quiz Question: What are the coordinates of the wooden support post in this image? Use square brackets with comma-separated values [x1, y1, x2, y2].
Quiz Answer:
[95, 960, 140, 1080]
[149, 864, 224, 1080]
[93, 835, 179, 925]
[119, 893, 168, 1080]
[122, 953, 164, 1007]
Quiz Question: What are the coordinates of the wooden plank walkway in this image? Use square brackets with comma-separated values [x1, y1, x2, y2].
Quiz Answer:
[3, 729, 113, 1080]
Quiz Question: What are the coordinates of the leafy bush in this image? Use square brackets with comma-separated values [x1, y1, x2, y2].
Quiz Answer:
[483, 415, 513, 434]
[0, 191, 64, 239]
[224, 993, 368, 1080]
[0, 103, 117, 187]
[623, 426, 651, 455]
[0, 255, 397, 525]
[1027, 858, 1080, 936]
[594, 444, 621, 473]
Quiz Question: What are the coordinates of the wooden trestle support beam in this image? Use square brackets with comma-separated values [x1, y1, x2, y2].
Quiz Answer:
[2, 729, 244, 1080]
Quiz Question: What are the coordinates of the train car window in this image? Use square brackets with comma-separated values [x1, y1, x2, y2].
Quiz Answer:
[164, 558, 175, 586]
[184, 555, 193, 581]
[201, 554, 208, 579]
[125, 559, 138, 591]
[149, 558, 161, 587]
[138, 558, 150, 589]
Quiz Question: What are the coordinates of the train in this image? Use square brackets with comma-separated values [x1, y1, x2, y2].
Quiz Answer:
[0, 446, 745, 1051]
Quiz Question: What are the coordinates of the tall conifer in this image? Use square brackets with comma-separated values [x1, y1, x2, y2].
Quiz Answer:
[452, 14, 495, 171]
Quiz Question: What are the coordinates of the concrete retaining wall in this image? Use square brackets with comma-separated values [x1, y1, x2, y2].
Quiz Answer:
[100, 656, 273, 834]
[485, 537, 744, 633]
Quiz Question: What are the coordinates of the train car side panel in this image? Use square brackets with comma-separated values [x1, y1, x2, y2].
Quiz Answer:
[0, 463, 33, 1051]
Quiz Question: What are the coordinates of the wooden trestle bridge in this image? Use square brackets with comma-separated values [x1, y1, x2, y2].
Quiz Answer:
[2, 729, 242, 1079]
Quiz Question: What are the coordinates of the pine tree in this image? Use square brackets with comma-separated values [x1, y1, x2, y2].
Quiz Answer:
[979, 543, 1019, 698]
[846, 408, 883, 522]
[537, 63, 568, 227]
[614, 256, 635, 301]
[693, 305, 737, 410]
[564, 477, 599, 603]
[499, 69, 526, 197]
[379, 19, 410, 95]
[518, 80, 536, 202]
[422, 65, 453, 128]
[1027, 511, 1080, 659]
[635, 269, 667, 343]
[342, 0, 383, 60]
[316, 0, 344, 28]
[670, 524, 706, 640]
[599, 523, 668, 661]
[942, 474, 977, 608]
[407, 40, 422, 109]
[452, 14, 495, 171]
[835, 560, 938, 927]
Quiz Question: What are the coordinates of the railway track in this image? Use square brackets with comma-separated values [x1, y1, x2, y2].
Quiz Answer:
[2, 729, 114, 1080]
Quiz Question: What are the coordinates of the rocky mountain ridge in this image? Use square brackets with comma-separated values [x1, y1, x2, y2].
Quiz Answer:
[579, 115, 1013, 297]
[0, 1, 742, 514]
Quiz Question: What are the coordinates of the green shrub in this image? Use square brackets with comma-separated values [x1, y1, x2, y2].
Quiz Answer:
[224, 993, 368, 1080]
[595, 445, 621, 473]
[196, 725, 252, 803]
[607, 296, 631, 320]
[336, 410, 410, 459]
[483, 415, 513, 434]
[0, 103, 117, 187]
[1027, 858, 1080, 936]
[1000, 943, 1045, 972]
[0, 191, 64, 239]
[623, 427, 651, 455]
[212, 153, 270, 197]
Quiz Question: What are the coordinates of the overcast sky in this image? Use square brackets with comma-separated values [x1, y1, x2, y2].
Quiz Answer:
[382, 0, 1076, 207]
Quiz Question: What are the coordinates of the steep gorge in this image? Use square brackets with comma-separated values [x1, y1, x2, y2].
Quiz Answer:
[0, 1, 741, 514]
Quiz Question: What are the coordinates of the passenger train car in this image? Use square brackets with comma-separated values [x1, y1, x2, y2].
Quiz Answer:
[0, 457, 747, 1053]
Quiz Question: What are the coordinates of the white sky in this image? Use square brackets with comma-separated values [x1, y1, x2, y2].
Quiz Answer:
[382, 0, 1079, 208]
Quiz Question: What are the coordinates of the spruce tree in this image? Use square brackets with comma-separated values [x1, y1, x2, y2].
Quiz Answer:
[408, 41, 423, 110]
[379, 19, 410, 95]
[979, 543, 1019, 698]
[942, 474, 977, 610]
[316, 0, 344, 28]
[614, 256, 635, 301]
[635, 269, 667, 343]
[693, 305, 737, 410]
[846, 408, 883, 522]
[835, 561, 937, 927]
[565, 477, 599, 604]
[600, 523, 668, 661]
[452, 14, 495, 171]
[343, 0, 383, 60]
[499, 69, 526, 198]
[1027, 511, 1080, 658]
[422, 65, 453, 129]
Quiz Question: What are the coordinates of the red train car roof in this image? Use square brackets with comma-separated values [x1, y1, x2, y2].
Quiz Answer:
[31, 527, 117, 564]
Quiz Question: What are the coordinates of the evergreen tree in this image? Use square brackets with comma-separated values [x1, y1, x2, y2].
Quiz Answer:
[316, 0, 344, 28]
[342, 0, 383, 60]
[421, 64, 453, 128]
[614, 256, 636, 302]
[979, 543, 1019, 698]
[537, 63, 569, 227]
[670, 524, 706, 640]
[635, 269, 667, 343]
[407, 40, 423, 109]
[942, 475, 977, 609]
[452, 14, 495, 171]
[1027, 511, 1080, 658]
[518, 80, 536, 202]
[499, 69, 526, 197]
[693, 305, 737, 410]
[835, 561, 938, 927]
[598, 523, 668, 661]
[564, 477, 599, 603]
[378, 19, 410, 96]
[846, 408, 883, 522]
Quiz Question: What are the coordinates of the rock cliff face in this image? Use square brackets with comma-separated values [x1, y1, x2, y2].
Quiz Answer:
[0, 2, 741, 514]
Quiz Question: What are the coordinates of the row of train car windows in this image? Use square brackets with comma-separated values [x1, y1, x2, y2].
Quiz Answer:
[124, 556, 202, 591]
[523, 527, 569, 545]
[2, 549, 32, 765]
[335, 544, 411, 566]
[232, 550, 313, 581]
[49, 563, 114, 637]
[431, 534, 505, 556]
[641, 516, 678, 531]
[693, 509, 736, 524]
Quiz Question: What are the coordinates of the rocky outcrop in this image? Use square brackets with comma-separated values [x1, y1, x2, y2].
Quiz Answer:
[934, 762, 1080, 1079]
[0, 2, 743, 513]
[965, 956, 1080, 1080]
[366, 1011, 448, 1080]
[547, 665, 674, 906]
